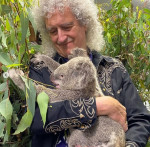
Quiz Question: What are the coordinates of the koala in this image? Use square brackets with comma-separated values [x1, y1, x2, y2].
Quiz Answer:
[8, 48, 125, 147]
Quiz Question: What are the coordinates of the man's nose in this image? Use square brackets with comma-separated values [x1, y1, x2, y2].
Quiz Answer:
[57, 29, 67, 44]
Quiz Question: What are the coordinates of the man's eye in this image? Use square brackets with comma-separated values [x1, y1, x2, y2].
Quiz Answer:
[49, 29, 57, 35]
[63, 26, 72, 31]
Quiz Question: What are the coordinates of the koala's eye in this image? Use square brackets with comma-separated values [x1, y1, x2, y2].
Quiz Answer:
[61, 75, 64, 78]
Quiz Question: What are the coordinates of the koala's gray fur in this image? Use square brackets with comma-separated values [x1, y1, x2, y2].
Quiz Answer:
[8, 48, 125, 147]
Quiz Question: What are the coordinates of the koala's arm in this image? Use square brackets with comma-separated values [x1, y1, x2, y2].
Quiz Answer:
[30, 54, 60, 72]
[29, 63, 97, 135]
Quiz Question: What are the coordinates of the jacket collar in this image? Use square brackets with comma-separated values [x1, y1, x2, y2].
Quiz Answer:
[53, 49, 111, 69]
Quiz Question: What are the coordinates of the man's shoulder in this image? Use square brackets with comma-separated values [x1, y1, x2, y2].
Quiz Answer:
[91, 50, 126, 73]
[98, 55, 127, 74]
[102, 55, 121, 64]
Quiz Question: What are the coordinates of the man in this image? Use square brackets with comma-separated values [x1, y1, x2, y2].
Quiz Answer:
[30, 0, 150, 146]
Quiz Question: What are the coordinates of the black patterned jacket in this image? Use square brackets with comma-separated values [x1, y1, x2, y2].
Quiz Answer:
[29, 50, 150, 147]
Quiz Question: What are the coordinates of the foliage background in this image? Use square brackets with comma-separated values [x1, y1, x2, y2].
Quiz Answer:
[0, 0, 149, 146]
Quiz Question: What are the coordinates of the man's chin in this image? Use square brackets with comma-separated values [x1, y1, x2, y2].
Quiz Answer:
[56, 46, 77, 57]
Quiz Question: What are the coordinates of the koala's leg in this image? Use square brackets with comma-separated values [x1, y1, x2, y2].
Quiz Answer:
[31, 54, 60, 72]
[68, 116, 125, 147]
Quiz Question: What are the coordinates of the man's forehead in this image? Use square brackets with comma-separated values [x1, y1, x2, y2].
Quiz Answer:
[45, 7, 73, 18]
[45, 8, 79, 28]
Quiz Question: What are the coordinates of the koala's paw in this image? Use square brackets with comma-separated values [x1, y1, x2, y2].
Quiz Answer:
[31, 53, 45, 64]
[68, 48, 88, 59]
[35, 84, 45, 94]
[30, 53, 49, 69]
[8, 69, 25, 90]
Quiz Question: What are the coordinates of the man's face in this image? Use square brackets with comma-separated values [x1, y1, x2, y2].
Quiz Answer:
[45, 8, 87, 58]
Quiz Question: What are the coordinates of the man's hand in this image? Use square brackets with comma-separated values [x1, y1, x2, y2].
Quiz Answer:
[96, 96, 128, 132]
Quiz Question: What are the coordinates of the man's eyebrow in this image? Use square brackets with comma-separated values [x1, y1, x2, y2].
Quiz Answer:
[60, 22, 74, 27]
[46, 22, 74, 31]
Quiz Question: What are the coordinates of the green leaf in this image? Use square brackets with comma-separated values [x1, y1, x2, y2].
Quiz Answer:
[20, 12, 29, 43]
[1, 32, 7, 47]
[0, 82, 7, 92]
[0, 53, 13, 65]
[0, 99, 12, 135]
[146, 74, 150, 86]
[0, 120, 5, 137]
[106, 32, 112, 43]
[19, 1, 25, 7]
[144, 8, 150, 14]
[27, 8, 37, 32]
[27, 80, 36, 116]
[20, 76, 29, 89]
[3, 88, 8, 100]
[6, 118, 11, 135]
[37, 92, 49, 127]
[6, 18, 11, 31]
[3, 132, 9, 143]
[6, 64, 23, 68]
[13, 110, 33, 135]
[11, 0, 15, 3]
[0, 93, 3, 101]
[1, 5, 11, 15]
[0, 98, 13, 120]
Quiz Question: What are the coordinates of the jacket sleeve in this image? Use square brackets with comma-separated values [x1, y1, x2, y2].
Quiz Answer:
[29, 64, 97, 135]
[111, 67, 150, 147]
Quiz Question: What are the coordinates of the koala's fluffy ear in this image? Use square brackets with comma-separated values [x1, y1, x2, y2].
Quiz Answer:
[68, 48, 88, 59]
[74, 61, 95, 89]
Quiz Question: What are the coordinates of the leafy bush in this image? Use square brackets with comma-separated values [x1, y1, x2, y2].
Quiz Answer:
[0, 0, 38, 146]
[98, 0, 150, 102]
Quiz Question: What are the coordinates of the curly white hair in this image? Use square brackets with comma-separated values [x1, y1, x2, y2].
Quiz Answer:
[32, 0, 105, 57]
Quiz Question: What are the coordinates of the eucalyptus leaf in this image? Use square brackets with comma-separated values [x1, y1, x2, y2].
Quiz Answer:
[6, 64, 23, 68]
[0, 82, 7, 92]
[27, 8, 37, 32]
[144, 8, 150, 14]
[146, 74, 150, 86]
[27, 80, 36, 116]
[0, 120, 5, 137]
[20, 12, 29, 43]
[0, 93, 3, 101]
[3, 132, 9, 143]
[1, 5, 11, 15]
[6, 119, 11, 135]
[20, 76, 29, 89]
[0, 98, 13, 121]
[0, 53, 13, 65]
[2, 33, 7, 47]
[3, 88, 8, 100]
[13, 110, 33, 135]
[11, 0, 15, 3]
[37, 92, 49, 127]
[6, 18, 11, 31]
